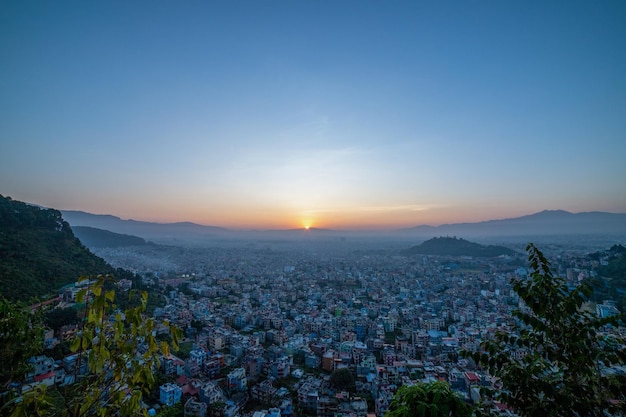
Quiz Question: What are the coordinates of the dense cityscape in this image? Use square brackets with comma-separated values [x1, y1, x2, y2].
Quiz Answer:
[20, 240, 625, 417]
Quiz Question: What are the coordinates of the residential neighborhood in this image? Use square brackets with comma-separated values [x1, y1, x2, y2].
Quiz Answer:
[18, 244, 625, 417]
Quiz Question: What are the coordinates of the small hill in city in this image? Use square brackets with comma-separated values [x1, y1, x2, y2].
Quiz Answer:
[0, 195, 120, 302]
[406, 236, 517, 257]
[589, 244, 626, 312]
[72, 226, 148, 248]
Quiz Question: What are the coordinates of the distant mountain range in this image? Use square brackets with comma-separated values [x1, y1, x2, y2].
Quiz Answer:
[60, 209, 626, 245]
[397, 210, 626, 240]
[406, 237, 517, 257]
[61, 210, 229, 244]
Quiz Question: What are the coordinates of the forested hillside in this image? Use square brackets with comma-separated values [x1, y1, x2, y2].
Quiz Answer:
[590, 244, 626, 312]
[0, 195, 120, 301]
[406, 236, 517, 257]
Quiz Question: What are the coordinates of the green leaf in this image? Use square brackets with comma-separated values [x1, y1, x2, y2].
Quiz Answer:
[69, 336, 81, 352]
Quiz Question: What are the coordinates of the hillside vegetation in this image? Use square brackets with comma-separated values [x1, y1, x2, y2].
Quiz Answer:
[590, 244, 626, 312]
[407, 236, 517, 257]
[0, 195, 119, 301]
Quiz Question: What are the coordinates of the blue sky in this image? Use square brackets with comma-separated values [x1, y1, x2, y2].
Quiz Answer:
[1, 1, 625, 229]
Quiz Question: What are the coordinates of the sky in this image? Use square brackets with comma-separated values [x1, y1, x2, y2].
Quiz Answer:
[1, 1, 625, 230]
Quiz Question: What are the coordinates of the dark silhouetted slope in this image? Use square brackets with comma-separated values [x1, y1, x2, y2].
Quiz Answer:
[72, 226, 147, 248]
[406, 237, 517, 257]
[0, 195, 119, 301]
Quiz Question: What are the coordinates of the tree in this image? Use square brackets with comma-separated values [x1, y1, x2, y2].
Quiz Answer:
[44, 307, 79, 332]
[0, 298, 44, 389]
[329, 368, 355, 393]
[190, 319, 204, 332]
[0, 298, 45, 416]
[385, 381, 471, 417]
[11, 274, 182, 417]
[464, 244, 626, 417]
[155, 402, 183, 417]
[592, 246, 626, 313]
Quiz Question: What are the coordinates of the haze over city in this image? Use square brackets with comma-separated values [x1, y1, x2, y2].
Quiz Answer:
[1, 1, 625, 230]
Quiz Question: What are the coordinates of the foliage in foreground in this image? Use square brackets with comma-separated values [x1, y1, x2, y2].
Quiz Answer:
[464, 243, 626, 417]
[385, 381, 472, 417]
[0, 298, 44, 390]
[4, 274, 182, 417]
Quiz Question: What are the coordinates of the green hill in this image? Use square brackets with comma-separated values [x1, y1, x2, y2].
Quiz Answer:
[589, 244, 626, 312]
[0, 195, 120, 301]
[72, 226, 147, 248]
[406, 236, 517, 257]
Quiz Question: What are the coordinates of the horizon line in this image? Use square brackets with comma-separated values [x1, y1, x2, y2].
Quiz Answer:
[58, 208, 626, 233]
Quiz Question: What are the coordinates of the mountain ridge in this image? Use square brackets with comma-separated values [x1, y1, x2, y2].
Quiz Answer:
[62, 210, 228, 231]
[61, 210, 230, 245]
[54, 208, 626, 245]
[398, 210, 626, 238]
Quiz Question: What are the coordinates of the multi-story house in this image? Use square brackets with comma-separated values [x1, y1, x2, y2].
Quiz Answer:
[198, 381, 226, 406]
[270, 357, 290, 379]
[227, 367, 247, 393]
[297, 379, 321, 412]
[160, 382, 182, 406]
[163, 354, 185, 376]
[184, 397, 208, 417]
[26, 356, 55, 382]
[209, 334, 224, 351]
[189, 348, 208, 367]
[251, 379, 277, 404]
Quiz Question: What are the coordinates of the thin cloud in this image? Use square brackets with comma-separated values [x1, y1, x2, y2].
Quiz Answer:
[302, 203, 444, 215]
